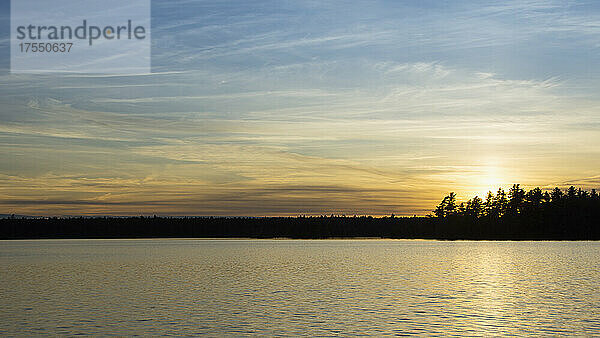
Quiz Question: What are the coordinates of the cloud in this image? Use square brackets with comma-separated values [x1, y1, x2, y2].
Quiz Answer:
[2, 1, 600, 216]
[1, 60, 599, 217]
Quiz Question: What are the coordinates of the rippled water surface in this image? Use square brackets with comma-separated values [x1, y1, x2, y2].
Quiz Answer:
[1, 240, 599, 336]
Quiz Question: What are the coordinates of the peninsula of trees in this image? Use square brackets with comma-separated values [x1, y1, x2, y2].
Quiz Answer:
[431, 184, 599, 239]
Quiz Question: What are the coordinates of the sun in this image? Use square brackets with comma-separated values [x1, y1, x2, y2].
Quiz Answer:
[474, 160, 506, 199]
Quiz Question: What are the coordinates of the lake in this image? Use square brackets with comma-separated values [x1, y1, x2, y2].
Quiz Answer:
[1, 239, 599, 336]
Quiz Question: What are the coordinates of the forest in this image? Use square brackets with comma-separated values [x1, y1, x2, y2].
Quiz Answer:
[1, 185, 599, 240]
[430, 184, 600, 239]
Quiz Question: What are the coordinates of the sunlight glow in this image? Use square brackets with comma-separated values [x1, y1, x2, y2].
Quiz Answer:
[475, 160, 507, 199]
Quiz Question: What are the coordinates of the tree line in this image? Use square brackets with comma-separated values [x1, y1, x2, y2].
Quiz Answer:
[432, 184, 600, 239]
[1, 184, 598, 240]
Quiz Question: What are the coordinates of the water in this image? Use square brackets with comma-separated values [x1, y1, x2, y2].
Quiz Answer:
[1, 240, 599, 336]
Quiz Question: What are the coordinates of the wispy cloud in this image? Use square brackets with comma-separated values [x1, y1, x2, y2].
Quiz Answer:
[2, 1, 600, 215]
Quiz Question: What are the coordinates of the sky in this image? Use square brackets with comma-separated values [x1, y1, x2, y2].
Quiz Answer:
[2, 0, 600, 216]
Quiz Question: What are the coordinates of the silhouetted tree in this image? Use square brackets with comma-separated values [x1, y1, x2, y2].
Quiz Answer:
[483, 191, 494, 217]
[567, 186, 577, 199]
[491, 188, 508, 218]
[551, 187, 563, 203]
[435, 192, 458, 218]
[507, 184, 526, 215]
[465, 196, 483, 218]
[524, 187, 543, 211]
